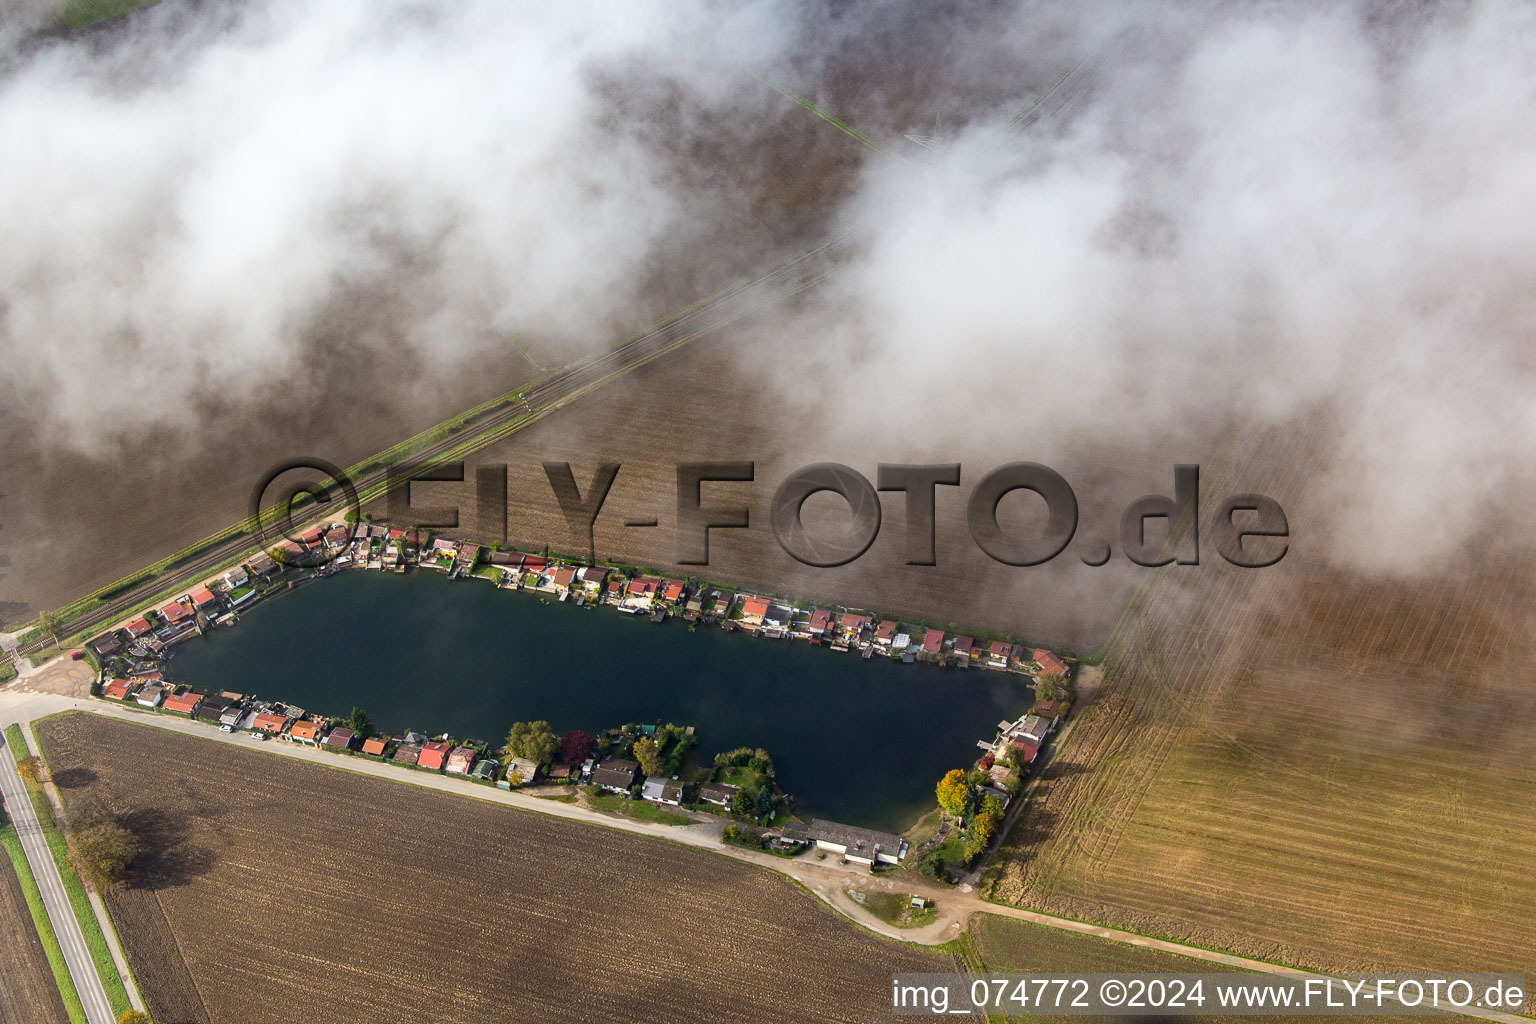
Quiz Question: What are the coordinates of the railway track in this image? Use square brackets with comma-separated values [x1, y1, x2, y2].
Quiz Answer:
[19, 236, 853, 657]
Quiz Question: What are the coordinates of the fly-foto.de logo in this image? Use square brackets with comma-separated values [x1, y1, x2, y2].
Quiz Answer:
[253, 459, 1288, 570]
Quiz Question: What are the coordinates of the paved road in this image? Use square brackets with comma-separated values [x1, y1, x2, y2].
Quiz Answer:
[3, 689, 1529, 1024]
[0, 724, 115, 1024]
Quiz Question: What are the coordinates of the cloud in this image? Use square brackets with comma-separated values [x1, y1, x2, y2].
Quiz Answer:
[757, 0, 1536, 574]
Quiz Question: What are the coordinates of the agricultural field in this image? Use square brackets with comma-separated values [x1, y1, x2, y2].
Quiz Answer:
[37, 713, 955, 1024]
[987, 426, 1536, 992]
[0, 823, 70, 1024]
[376, 340, 1158, 653]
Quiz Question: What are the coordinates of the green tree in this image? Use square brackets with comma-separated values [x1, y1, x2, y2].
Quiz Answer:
[505, 721, 558, 764]
[66, 804, 135, 893]
[755, 784, 775, 819]
[37, 609, 64, 649]
[632, 736, 664, 778]
[1035, 673, 1071, 703]
[731, 789, 756, 818]
[347, 706, 373, 739]
[935, 769, 970, 818]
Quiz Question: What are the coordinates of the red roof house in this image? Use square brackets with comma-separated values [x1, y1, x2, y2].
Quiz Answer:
[361, 735, 389, 756]
[838, 613, 868, 632]
[625, 577, 658, 598]
[875, 620, 898, 643]
[417, 741, 452, 771]
[123, 617, 152, 638]
[953, 635, 974, 656]
[445, 746, 476, 774]
[1011, 741, 1040, 764]
[1033, 648, 1070, 676]
[252, 712, 289, 733]
[922, 628, 944, 653]
[808, 608, 832, 633]
[325, 727, 357, 750]
[661, 580, 685, 603]
[300, 525, 325, 546]
[163, 691, 201, 715]
[159, 600, 191, 624]
[189, 586, 218, 609]
[102, 679, 132, 701]
[551, 566, 577, 590]
[288, 720, 323, 744]
[741, 596, 769, 623]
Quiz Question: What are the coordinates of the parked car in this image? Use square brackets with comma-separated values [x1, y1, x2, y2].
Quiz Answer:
[70, 651, 84, 661]
[250, 732, 267, 741]
[219, 725, 233, 733]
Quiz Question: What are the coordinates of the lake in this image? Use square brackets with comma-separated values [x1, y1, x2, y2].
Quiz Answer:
[168, 570, 1033, 832]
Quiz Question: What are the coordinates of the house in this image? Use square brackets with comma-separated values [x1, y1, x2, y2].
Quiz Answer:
[660, 579, 686, 604]
[808, 608, 832, 636]
[159, 599, 192, 624]
[1015, 714, 1054, 746]
[324, 727, 357, 750]
[88, 632, 122, 658]
[222, 566, 250, 591]
[874, 620, 897, 645]
[102, 678, 132, 701]
[641, 777, 668, 802]
[417, 741, 452, 771]
[591, 759, 639, 793]
[194, 694, 234, 723]
[247, 552, 278, 578]
[711, 592, 735, 616]
[361, 735, 389, 756]
[393, 742, 423, 765]
[763, 603, 792, 630]
[123, 616, 152, 638]
[987, 640, 1014, 669]
[740, 596, 769, 625]
[1033, 648, 1070, 677]
[471, 759, 499, 781]
[987, 763, 1017, 790]
[189, 586, 219, 612]
[324, 526, 350, 548]
[1031, 699, 1070, 720]
[837, 613, 868, 642]
[488, 549, 522, 567]
[953, 635, 975, 660]
[288, 719, 324, 745]
[922, 628, 944, 654]
[624, 577, 659, 608]
[804, 819, 906, 865]
[299, 525, 325, 547]
[550, 566, 577, 594]
[162, 691, 202, 715]
[578, 566, 607, 593]
[135, 683, 165, 708]
[659, 780, 692, 805]
[1010, 740, 1040, 764]
[252, 711, 289, 734]
[698, 781, 739, 806]
[545, 763, 574, 781]
[503, 757, 539, 785]
[892, 632, 912, 652]
[445, 746, 476, 775]
[218, 705, 245, 728]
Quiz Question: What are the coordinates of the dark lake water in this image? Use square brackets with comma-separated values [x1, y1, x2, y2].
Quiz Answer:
[169, 571, 1033, 832]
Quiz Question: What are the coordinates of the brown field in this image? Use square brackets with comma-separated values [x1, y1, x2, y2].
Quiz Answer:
[0, 832, 69, 1024]
[381, 336, 1162, 653]
[37, 713, 953, 1024]
[986, 427, 1536, 991]
[964, 914, 1419, 1024]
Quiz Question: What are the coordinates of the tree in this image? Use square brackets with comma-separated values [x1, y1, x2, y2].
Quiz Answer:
[935, 769, 970, 818]
[558, 730, 594, 764]
[65, 804, 135, 893]
[269, 545, 291, 566]
[755, 784, 775, 819]
[347, 706, 373, 739]
[505, 721, 558, 765]
[117, 1012, 152, 1024]
[1035, 673, 1071, 703]
[632, 736, 664, 778]
[14, 756, 41, 782]
[731, 789, 756, 818]
[37, 609, 64, 649]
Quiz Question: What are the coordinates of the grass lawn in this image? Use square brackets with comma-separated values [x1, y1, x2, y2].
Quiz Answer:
[14, 727, 132, 1016]
[0, 823, 87, 1024]
[585, 790, 690, 826]
[856, 890, 937, 929]
[0, 662, 16, 684]
[59, 0, 159, 30]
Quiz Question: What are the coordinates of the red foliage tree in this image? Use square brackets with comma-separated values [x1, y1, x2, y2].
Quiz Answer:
[558, 730, 593, 764]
